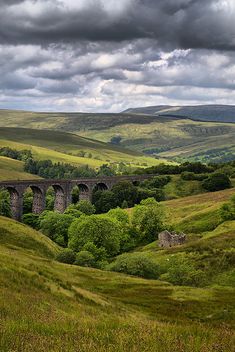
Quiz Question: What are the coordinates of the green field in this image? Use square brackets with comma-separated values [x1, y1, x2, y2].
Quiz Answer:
[0, 188, 235, 351]
[0, 109, 234, 162]
[0, 156, 41, 181]
[0, 127, 167, 177]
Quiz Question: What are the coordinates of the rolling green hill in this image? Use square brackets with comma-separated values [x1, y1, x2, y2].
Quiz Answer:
[0, 128, 165, 177]
[0, 206, 235, 351]
[0, 156, 41, 181]
[0, 109, 234, 162]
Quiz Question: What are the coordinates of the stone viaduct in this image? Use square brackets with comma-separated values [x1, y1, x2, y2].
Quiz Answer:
[0, 175, 154, 221]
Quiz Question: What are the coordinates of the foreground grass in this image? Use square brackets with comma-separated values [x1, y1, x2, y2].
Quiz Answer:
[0, 216, 234, 351]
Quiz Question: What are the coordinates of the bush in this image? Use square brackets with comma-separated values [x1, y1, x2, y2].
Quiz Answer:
[75, 251, 96, 267]
[108, 253, 161, 279]
[181, 172, 208, 181]
[145, 175, 171, 188]
[220, 195, 235, 221]
[202, 172, 231, 192]
[56, 249, 76, 264]
[160, 255, 207, 287]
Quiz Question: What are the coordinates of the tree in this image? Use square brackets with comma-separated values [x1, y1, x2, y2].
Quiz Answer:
[64, 205, 84, 218]
[112, 181, 138, 207]
[0, 190, 11, 217]
[202, 172, 231, 192]
[75, 200, 96, 215]
[92, 190, 118, 213]
[40, 212, 74, 246]
[121, 200, 128, 209]
[107, 207, 129, 226]
[22, 213, 40, 229]
[132, 198, 165, 243]
[23, 191, 33, 213]
[97, 164, 115, 176]
[110, 136, 122, 145]
[68, 215, 122, 256]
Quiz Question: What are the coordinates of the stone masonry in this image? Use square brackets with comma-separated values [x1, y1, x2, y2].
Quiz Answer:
[0, 174, 154, 222]
[158, 230, 186, 248]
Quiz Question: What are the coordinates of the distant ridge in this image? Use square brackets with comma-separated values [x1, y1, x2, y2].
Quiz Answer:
[123, 104, 235, 123]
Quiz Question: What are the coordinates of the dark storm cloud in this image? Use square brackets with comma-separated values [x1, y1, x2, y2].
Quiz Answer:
[0, 0, 234, 51]
[0, 0, 235, 112]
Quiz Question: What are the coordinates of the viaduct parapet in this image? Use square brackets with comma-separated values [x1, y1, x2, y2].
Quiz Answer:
[0, 175, 153, 221]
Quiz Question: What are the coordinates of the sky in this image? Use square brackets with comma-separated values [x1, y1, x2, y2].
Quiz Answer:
[0, 0, 235, 112]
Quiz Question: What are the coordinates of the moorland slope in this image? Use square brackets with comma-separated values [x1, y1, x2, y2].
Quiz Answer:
[1, 108, 234, 162]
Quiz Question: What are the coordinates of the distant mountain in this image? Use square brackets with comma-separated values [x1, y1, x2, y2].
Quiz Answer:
[123, 105, 235, 123]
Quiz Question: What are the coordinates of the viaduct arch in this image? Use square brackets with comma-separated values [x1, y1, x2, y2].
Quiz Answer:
[0, 175, 154, 222]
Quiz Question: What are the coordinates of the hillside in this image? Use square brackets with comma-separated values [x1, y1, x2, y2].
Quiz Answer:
[124, 104, 235, 123]
[0, 212, 235, 351]
[0, 127, 164, 175]
[0, 156, 41, 181]
[124, 188, 235, 287]
[0, 109, 234, 163]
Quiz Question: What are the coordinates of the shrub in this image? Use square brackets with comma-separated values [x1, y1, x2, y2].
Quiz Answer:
[202, 172, 231, 192]
[220, 195, 235, 221]
[75, 251, 96, 267]
[56, 249, 76, 264]
[108, 253, 161, 279]
[181, 172, 207, 181]
[160, 255, 207, 287]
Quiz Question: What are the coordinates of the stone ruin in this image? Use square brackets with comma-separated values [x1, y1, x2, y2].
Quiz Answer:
[158, 230, 186, 248]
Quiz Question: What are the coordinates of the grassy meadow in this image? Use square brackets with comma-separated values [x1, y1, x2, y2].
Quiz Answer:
[0, 188, 235, 351]
[0, 213, 235, 352]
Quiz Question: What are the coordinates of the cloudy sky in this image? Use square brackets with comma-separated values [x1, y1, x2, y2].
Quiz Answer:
[0, 0, 235, 112]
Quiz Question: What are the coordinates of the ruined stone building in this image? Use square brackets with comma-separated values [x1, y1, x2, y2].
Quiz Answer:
[158, 230, 186, 248]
